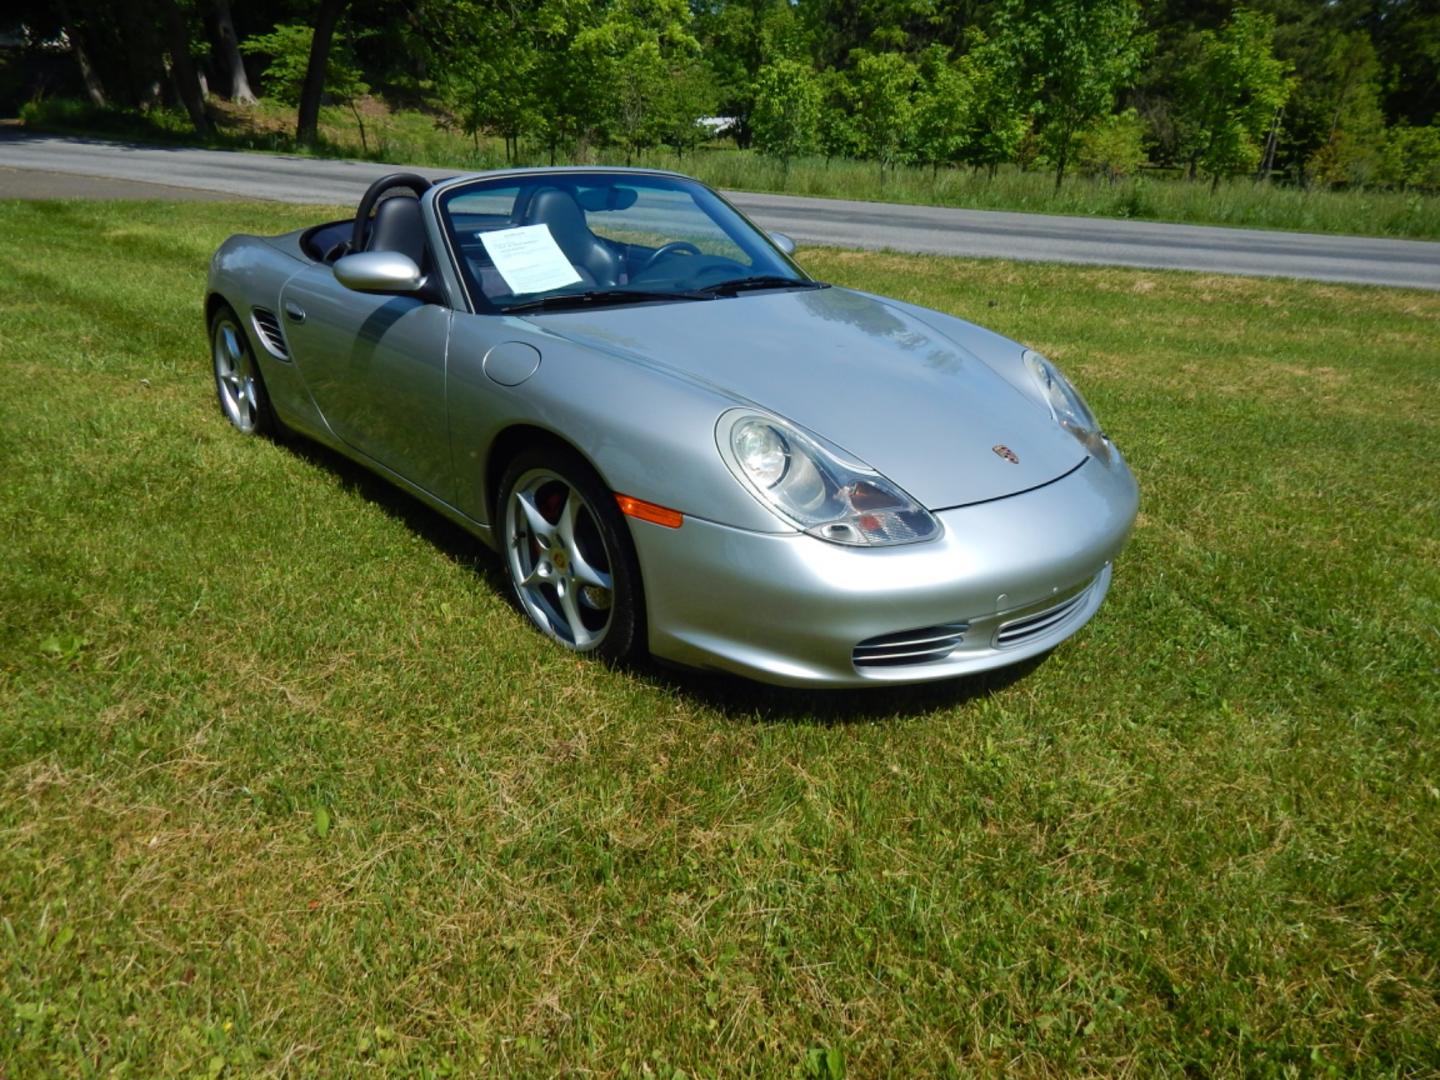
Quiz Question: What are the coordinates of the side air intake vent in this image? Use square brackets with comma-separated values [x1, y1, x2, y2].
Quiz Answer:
[853, 622, 968, 668]
[994, 589, 1089, 648]
[251, 308, 290, 360]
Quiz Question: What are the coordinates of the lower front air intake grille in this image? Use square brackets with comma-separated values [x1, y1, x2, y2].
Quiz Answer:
[853, 622, 969, 668]
[994, 588, 1089, 647]
[251, 308, 289, 359]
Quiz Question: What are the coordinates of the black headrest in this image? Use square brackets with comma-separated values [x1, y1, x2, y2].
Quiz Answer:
[367, 195, 427, 267]
[525, 188, 588, 237]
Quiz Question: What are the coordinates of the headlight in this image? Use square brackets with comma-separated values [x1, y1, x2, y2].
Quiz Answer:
[1023, 350, 1109, 461]
[718, 411, 939, 546]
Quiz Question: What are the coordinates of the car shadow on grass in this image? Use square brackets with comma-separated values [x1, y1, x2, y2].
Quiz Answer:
[282, 435, 507, 586]
[281, 433, 1050, 722]
[642, 653, 1049, 724]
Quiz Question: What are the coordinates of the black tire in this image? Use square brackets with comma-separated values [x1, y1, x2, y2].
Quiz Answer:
[208, 303, 281, 437]
[497, 445, 647, 665]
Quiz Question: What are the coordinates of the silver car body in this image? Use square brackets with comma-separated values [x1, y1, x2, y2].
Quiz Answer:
[206, 167, 1138, 687]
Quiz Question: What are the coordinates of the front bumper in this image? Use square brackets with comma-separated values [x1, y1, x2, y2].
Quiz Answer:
[629, 451, 1139, 687]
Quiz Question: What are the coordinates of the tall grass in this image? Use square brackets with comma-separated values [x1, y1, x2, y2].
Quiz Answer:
[18, 95, 1440, 239]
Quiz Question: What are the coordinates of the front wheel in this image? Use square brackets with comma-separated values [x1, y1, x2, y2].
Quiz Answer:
[210, 304, 278, 436]
[498, 447, 646, 665]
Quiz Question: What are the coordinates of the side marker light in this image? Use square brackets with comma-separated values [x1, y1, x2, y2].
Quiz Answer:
[615, 494, 683, 529]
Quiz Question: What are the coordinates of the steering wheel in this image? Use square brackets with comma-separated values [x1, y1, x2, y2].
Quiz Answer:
[351, 172, 433, 254]
[640, 241, 702, 274]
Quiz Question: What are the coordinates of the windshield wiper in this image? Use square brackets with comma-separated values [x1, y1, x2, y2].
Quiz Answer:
[501, 287, 712, 314]
[694, 275, 827, 297]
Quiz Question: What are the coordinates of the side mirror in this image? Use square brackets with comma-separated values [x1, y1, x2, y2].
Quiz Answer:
[769, 231, 797, 256]
[334, 251, 425, 294]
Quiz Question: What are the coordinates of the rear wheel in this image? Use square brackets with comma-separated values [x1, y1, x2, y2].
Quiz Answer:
[210, 305, 278, 436]
[498, 447, 646, 665]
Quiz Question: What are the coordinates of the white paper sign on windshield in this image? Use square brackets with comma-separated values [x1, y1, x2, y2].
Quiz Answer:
[479, 225, 582, 295]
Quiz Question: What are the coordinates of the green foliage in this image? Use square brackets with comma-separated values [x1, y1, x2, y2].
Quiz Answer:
[573, 0, 703, 162]
[816, 68, 861, 162]
[955, 27, 1030, 175]
[909, 46, 974, 172]
[660, 59, 721, 157]
[23, 0, 1440, 201]
[751, 59, 822, 172]
[438, 2, 540, 160]
[1173, 8, 1292, 187]
[1078, 108, 1146, 181]
[1016, 0, 1150, 187]
[1378, 122, 1440, 190]
[242, 23, 366, 108]
[1303, 32, 1386, 187]
[241, 23, 312, 106]
[692, 0, 805, 144]
[849, 49, 918, 171]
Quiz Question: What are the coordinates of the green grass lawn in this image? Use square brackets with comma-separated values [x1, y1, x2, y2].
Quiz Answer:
[20, 95, 1440, 241]
[2, 200, 1438, 1077]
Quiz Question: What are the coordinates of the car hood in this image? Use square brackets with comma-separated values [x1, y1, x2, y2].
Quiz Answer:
[529, 286, 1086, 509]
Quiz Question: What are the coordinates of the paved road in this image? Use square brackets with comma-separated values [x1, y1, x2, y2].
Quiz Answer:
[3, 131, 1436, 289]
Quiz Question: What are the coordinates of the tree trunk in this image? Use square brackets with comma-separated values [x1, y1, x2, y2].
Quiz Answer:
[57, 0, 108, 107]
[74, 38, 109, 107]
[1053, 125, 1073, 191]
[296, 0, 348, 147]
[160, 0, 211, 136]
[1256, 106, 1283, 181]
[115, 0, 168, 109]
[349, 100, 368, 153]
[210, 0, 257, 104]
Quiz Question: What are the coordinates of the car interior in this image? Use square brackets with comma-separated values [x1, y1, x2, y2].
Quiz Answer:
[301, 171, 780, 309]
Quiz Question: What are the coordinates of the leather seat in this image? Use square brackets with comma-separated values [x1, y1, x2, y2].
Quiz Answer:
[522, 188, 621, 287]
[367, 195, 427, 267]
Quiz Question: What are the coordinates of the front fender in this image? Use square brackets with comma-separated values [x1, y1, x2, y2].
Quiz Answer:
[445, 315, 793, 534]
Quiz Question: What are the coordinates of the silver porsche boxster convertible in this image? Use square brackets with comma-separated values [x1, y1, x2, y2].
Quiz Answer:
[206, 168, 1138, 687]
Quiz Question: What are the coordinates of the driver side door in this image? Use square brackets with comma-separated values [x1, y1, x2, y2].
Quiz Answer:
[280, 262, 454, 503]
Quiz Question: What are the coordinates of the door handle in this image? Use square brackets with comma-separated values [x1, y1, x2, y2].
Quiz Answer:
[284, 301, 307, 324]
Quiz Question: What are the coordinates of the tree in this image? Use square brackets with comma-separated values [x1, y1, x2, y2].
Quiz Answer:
[1078, 108, 1146, 181]
[751, 58, 821, 181]
[1303, 31, 1385, 186]
[242, 24, 316, 104]
[296, 0, 349, 147]
[209, 0, 256, 105]
[54, 0, 107, 107]
[1174, 8, 1293, 190]
[244, 20, 368, 149]
[660, 58, 720, 158]
[849, 50, 918, 176]
[159, 0, 210, 136]
[429, 0, 541, 162]
[1015, 0, 1149, 190]
[909, 45, 974, 176]
[1377, 122, 1440, 190]
[956, 27, 1030, 177]
[816, 68, 861, 164]
[570, 0, 701, 164]
[694, 0, 808, 147]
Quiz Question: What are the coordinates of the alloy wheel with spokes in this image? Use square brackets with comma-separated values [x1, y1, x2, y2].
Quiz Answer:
[498, 449, 645, 663]
[505, 468, 618, 649]
[210, 307, 275, 435]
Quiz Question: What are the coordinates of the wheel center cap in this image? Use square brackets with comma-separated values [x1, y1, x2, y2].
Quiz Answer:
[551, 549, 569, 572]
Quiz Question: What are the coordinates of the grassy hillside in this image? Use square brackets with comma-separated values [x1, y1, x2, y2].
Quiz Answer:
[1, 200, 1437, 1076]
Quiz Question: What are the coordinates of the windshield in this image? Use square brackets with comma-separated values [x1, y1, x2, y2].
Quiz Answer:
[437, 172, 810, 312]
